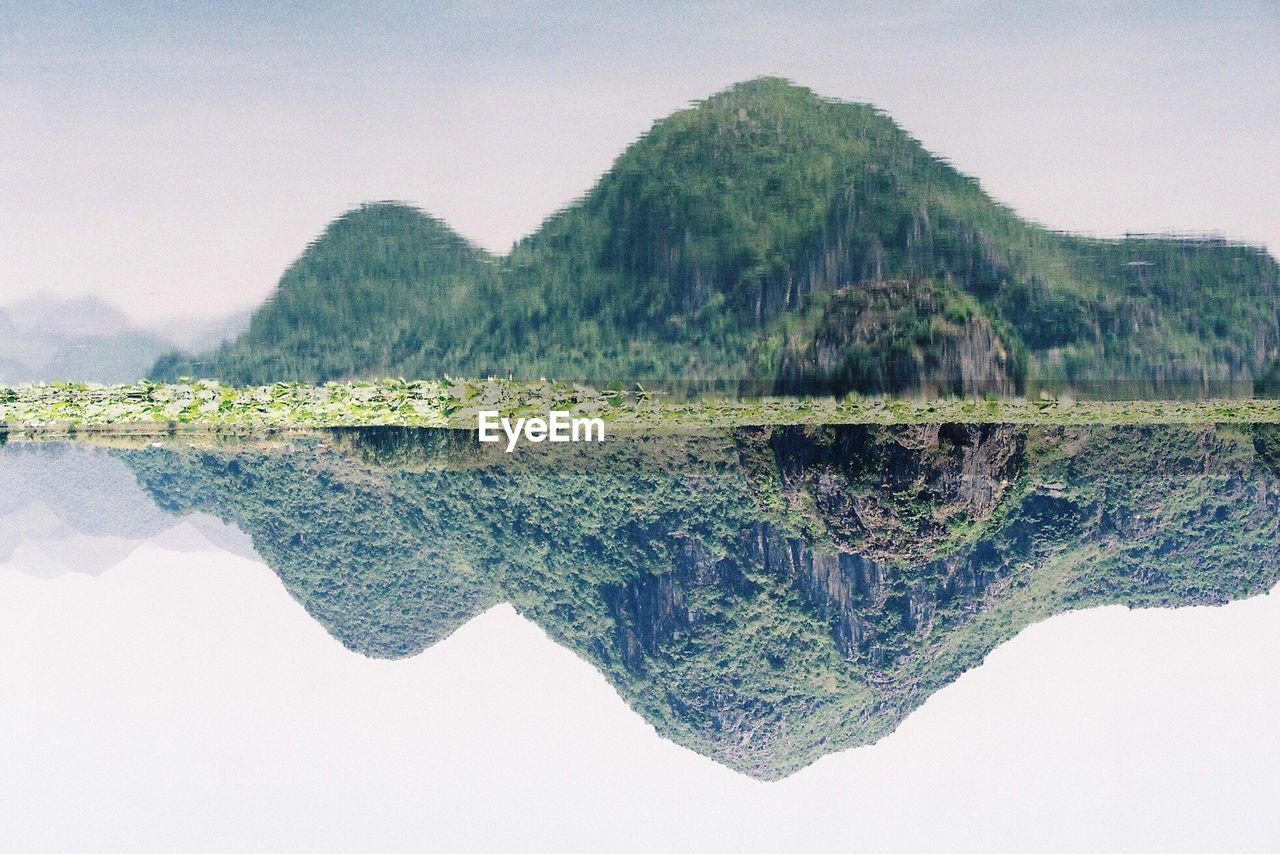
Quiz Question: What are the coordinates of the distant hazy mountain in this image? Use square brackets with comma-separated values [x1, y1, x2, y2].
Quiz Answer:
[0, 442, 257, 578]
[0, 296, 250, 385]
[171, 307, 256, 352]
[154, 77, 1280, 396]
[0, 296, 168, 384]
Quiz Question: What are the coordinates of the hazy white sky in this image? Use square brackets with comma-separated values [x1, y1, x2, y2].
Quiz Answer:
[2, 546, 1278, 852]
[2, 1, 1277, 324]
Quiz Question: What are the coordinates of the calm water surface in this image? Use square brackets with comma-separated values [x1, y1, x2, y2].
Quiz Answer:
[2, 425, 1279, 851]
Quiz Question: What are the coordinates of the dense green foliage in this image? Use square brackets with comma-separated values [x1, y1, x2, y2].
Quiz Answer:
[152, 205, 499, 383]
[152, 78, 1280, 395]
[116, 423, 1280, 778]
[15, 379, 1280, 434]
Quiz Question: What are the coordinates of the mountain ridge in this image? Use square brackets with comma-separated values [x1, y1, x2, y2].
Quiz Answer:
[152, 78, 1280, 396]
[0, 296, 251, 385]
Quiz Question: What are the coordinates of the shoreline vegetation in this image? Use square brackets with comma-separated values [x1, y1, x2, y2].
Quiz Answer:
[5, 380, 1280, 436]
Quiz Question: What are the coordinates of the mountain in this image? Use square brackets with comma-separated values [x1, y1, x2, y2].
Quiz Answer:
[152, 78, 1280, 396]
[152, 307, 256, 352]
[113, 423, 1280, 778]
[0, 297, 251, 386]
[151, 206, 500, 385]
[0, 297, 174, 385]
[0, 442, 256, 578]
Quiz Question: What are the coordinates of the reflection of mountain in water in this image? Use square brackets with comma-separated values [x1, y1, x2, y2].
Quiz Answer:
[0, 442, 256, 578]
[82, 424, 1277, 779]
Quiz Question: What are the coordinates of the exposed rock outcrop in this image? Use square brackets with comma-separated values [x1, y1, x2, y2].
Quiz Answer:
[775, 281, 1022, 396]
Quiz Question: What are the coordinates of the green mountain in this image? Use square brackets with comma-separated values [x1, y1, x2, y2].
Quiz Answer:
[113, 423, 1280, 778]
[152, 78, 1280, 396]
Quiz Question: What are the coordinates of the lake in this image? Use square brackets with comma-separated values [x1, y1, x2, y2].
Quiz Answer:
[1, 425, 1279, 851]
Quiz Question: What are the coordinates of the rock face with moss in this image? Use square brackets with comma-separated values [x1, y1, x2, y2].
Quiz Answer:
[152, 78, 1280, 396]
[105, 423, 1280, 778]
[772, 281, 1021, 395]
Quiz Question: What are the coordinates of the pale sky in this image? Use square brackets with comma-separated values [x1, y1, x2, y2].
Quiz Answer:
[1, 545, 1278, 851]
[2, 1, 1277, 325]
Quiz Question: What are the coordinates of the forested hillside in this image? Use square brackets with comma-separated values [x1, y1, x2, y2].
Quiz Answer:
[152, 78, 1280, 396]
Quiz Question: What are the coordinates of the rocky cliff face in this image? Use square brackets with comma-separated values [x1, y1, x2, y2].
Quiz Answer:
[751, 422, 1023, 562]
[585, 424, 1280, 776]
[774, 281, 1022, 395]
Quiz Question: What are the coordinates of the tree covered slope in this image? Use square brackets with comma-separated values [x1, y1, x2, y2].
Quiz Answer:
[152, 78, 1280, 396]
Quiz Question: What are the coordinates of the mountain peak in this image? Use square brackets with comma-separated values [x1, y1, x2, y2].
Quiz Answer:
[1, 295, 137, 338]
[683, 76, 886, 133]
[319, 201, 472, 244]
[704, 75, 821, 102]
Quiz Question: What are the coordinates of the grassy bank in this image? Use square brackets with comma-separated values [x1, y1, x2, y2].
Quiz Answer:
[6, 380, 1280, 435]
